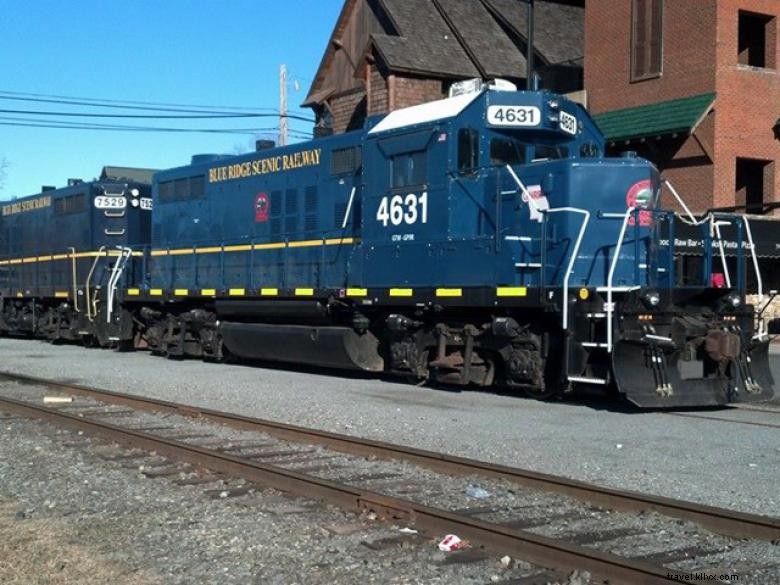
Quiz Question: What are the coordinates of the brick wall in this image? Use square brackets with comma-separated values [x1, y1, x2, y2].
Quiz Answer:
[712, 0, 780, 210]
[392, 75, 443, 110]
[329, 88, 367, 134]
[585, 1, 717, 114]
[367, 63, 388, 116]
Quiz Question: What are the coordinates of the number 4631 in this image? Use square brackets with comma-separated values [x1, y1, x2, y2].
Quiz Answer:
[376, 192, 428, 227]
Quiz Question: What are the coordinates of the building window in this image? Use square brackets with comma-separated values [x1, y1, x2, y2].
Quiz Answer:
[736, 158, 774, 214]
[738, 11, 777, 69]
[631, 0, 663, 81]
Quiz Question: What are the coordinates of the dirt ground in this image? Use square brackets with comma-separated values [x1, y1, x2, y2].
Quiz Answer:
[0, 497, 158, 585]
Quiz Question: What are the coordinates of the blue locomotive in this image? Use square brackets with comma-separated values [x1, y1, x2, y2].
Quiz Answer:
[0, 82, 773, 407]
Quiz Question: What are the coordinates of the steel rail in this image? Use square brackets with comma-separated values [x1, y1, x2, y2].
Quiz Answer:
[0, 393, 696, 585]
[1, 370, 778, 542]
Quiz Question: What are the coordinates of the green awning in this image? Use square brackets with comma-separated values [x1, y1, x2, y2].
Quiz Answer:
[593, 93, 716, 142]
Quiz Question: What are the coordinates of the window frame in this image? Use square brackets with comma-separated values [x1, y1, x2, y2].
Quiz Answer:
[630, 0, 664, 82]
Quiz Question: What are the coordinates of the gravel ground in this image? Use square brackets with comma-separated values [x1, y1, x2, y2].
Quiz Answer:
[1, 415, 559, 585]
[0, 338, 778, 518]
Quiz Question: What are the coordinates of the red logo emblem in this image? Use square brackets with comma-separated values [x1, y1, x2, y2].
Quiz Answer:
[255, 193, 269, 222]
[626, 180, 653, 226]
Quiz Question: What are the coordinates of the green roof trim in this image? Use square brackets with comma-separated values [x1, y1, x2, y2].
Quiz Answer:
[593, 93, 716, 142]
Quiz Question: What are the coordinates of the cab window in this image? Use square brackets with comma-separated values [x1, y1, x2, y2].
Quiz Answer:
[391, 151, 427, 188]
[490, 138, 526, 166]
[458, 128, 479, 173]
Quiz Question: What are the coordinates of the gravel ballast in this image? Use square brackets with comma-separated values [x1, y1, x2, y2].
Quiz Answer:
[0, 338, 778, 518]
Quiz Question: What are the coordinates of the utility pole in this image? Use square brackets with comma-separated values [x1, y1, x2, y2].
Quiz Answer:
[526, 0, 535, 89]
[279, 64, 288, 146]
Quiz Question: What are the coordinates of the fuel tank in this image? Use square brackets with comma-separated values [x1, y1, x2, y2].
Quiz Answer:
[220, 322, 384, 372]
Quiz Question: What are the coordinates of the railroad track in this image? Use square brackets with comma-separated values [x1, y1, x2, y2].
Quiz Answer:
[0, 371, 778, 584]
[664, 410, 780, 430]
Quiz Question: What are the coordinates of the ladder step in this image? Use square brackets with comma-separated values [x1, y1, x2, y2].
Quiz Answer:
[586, 313, 606, 318]
[515, 263, 542, 268]
[568, 376, 608, 385]
[581, 342, 608, 348]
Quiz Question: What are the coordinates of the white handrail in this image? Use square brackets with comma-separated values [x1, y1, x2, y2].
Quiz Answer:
[606, 207, 636, 353]
[68, 247, 80, 313]
[505, 164, 541, 216]
[84, 246, 106, 322]
[341, 186, 357, 229]
[742, 217, 766, 339]
[106, 247, 132, 324]
[544, 207, 591, 330]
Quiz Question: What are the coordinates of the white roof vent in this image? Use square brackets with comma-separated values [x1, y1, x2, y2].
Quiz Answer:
[448, 78, 484, 98]
[486, 78, 518, 92]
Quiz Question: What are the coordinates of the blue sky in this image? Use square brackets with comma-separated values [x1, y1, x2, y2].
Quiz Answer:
[0, 0, 342, 199]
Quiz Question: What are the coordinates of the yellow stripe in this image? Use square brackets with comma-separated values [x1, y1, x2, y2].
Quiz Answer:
[325, 237, 355, 245]
[51, 254, 69, 261]
[9, 259, 22, 265]
[436, 288, 462, 298]
[174, 289, 189, 296]
[229, 288, 246, 296]
[127, 288, 141, 296]
[346, 288, 367, 297]
[496, 286, 527, 297]
[168, 249, 193, 256]
[54, 291, 69, 298]
[195, 246, 223, 254]
[201, 288, 217, 296]
[37, 255, 53, 262]
[288, 240, 322, 248]
[21, 257, 38, 263]
[295, 288, 314, 296]
[389, 288, 413, 297]
[0, 261, 8, 266]
[260, 288, 279, 296]
[151, 250, 168, 257]
[150, 289, 163, 296]
[254, 242, 286, 250]
[223, 244, 252, 252]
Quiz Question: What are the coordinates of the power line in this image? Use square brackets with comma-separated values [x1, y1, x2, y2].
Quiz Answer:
[0, 107, 315, 122]
[0, 118, 294, 135]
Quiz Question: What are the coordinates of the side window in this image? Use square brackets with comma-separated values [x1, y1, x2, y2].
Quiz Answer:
[158, 176, 205, 203]
[391, 151, 427, 188]
[580, 142, 600, 158]
[490, 138, 526, 166]
[331, 146, 362, 175]
[533, 145, 568, 161]
[457, 128, 479, 173]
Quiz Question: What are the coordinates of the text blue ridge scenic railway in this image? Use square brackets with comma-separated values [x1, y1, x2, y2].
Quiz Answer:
[0, 80, 774, 408]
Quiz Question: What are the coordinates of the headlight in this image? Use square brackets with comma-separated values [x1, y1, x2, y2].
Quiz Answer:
[130, 199, 140, 208]
[727, 293, 741, 308]
[130, 188, 140, 197]
[642, 290, 661, 307]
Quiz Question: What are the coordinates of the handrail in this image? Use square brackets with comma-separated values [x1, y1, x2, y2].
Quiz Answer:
[68, 247, 80, 313]
[106, 247, 132, 324]
[84, 246, 106, 322]
[543, 207, 591, 330]
[505, 164, 541, 217]
[741, 216, 766, 339]
[341, 186, 357, 229]
[606, 207, 635, 353]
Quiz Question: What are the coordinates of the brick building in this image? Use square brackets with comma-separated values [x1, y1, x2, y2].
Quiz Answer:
[587, 0, 780, 214]
[303, 0, 584, 135]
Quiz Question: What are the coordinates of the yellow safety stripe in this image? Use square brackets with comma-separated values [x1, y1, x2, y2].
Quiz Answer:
[389, 288, 413, 297]
[229, 288, 246, 296]
[295, 288, 314, 296]
[174, 289, 189, 296]
[346, 288, 367, 297]
[150, 289, 163, 296]
[127, 288, 141, 296]
[54, 291, 69, 298]
[496, 287, 528, 297]
[201, 288, 217, 296]
[260, 288, 279, 296]
[436, 288, 462, 298]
